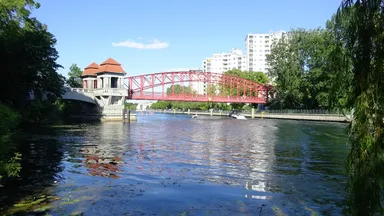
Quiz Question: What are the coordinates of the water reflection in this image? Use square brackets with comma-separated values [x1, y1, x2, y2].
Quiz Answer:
[0, 127, 64, 211]
[270, 121, 348, 212]
[80, 122, 129, 178]
[3, 114, 349, 215]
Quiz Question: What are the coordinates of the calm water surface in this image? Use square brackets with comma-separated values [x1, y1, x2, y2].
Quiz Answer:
[1, 114, 349, 215]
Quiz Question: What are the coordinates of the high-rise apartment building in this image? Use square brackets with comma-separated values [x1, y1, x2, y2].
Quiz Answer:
[245, 31, 285, 73]
[197, 49, 246, 94]
[201, 48, 246, 73]
[196, 31, 285, 94]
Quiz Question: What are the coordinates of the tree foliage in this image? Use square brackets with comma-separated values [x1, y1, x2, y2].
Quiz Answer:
[0, 0, 40, 26]
[125, 102, 137, 110]
[0, 1, 64, 109]
[166, 84, 195, 95]
[0, 0, 65, 180]
[67, 63, 83, 88]
[224, 69, 268, 84]
[267, 27, 351, 110]
[0, 105, 21, 180]
[336, 1, 384, 215]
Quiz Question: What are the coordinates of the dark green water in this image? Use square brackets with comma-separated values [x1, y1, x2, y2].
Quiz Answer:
[1, 114, 349, 215]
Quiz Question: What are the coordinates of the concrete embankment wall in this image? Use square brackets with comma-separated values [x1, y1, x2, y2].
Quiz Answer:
[157, 110, 350, 123]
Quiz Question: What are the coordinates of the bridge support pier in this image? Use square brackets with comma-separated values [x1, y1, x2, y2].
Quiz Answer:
[122, 109, 131, 123]
[251, 108, 255, 119]
[188, 109, 190, 115]
[210, 109, 213, 116]
[122, 109, 136, 122]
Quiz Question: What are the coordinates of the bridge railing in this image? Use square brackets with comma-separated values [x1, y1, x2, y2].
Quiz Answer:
[261, 109, 350, 116]
[68, 88, 93, 93]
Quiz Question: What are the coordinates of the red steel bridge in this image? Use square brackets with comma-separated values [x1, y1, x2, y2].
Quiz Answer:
[125, 71, 274, 104]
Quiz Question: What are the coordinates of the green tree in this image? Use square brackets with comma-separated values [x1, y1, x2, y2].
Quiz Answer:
[125, 102, 137, 110]
[0, 2, 64, 109]
[0, 0, 65, 180]
[224, 69, 268, 84]
[221, 69, 268, 99]
[266, 27, 350, 110]
[0, 0, 40, 26]
[325, 15, 353, 114]
[151, 101, 172, 109]
[67, 63, 83, 88]
[336, 1, 384, 215]
[266, 32, 303, 109]
[166, 84, 194, 95]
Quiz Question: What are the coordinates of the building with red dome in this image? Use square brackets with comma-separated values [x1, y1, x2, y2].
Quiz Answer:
[80, 58, 128, 119]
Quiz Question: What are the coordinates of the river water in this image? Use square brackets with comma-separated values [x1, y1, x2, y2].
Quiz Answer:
[1, 113, 349, 216]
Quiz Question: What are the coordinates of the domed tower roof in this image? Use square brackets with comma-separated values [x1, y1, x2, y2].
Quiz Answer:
[96, 58, 125, 74]
[81, 62, 100, 77]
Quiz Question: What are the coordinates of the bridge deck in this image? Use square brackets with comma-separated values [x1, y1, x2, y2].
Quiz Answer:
[129, 94, 267, 103]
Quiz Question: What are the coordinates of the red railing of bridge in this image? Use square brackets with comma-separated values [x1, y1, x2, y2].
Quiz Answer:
[125, 71, 274, 104]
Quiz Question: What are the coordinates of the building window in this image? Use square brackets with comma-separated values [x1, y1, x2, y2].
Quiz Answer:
[111, 77, 119, 88]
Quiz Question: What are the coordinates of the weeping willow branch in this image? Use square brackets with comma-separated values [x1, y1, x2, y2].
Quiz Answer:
[336, 1, 384, 215]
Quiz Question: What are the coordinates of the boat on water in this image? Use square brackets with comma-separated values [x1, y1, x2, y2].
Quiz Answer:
[192, 114, 198, 119]
[231, 114, 247, 120]
[228, 110, 247, 120]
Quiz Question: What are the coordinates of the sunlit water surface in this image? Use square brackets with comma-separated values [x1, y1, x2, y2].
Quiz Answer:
[1, 113, 349, 215]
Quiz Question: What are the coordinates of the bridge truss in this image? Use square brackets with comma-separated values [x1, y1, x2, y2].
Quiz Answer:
[125, 71, 273, 104]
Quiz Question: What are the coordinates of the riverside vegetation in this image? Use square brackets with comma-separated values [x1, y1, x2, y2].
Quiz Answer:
[0, 1, 83, 183]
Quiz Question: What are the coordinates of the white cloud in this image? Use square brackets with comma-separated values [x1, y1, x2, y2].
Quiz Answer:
[112, 39, 169, 50]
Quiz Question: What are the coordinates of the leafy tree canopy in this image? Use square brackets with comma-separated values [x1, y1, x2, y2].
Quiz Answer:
[224, 69, 268, 84]
[0, 0, 64, 109]
[165, 84, 195, 95]
[67, 64, 83, 88]
[266, 26, 352, 110]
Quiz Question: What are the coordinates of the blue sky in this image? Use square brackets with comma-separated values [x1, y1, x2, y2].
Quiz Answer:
[33, 0, 341, 77]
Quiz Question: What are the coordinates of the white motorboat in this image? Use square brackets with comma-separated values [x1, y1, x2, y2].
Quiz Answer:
[192, 114, 198, 119]
[231, 114, 246, 120]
